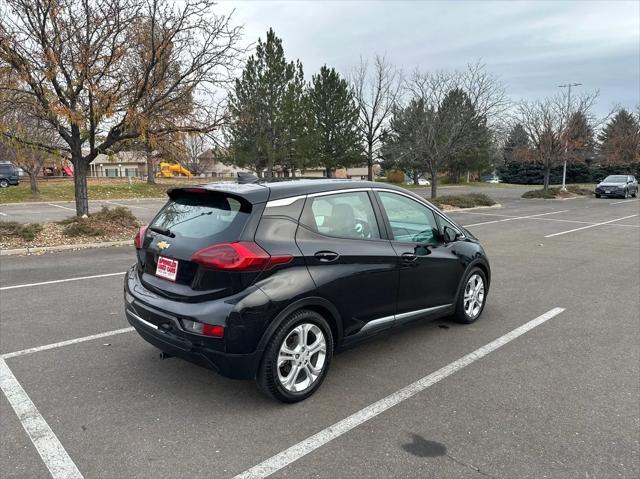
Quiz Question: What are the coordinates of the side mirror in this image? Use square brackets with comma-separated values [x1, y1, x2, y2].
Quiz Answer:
[443, 226, 460, 243]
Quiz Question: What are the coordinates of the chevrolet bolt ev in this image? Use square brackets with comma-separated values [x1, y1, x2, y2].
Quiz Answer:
[124, 180, 491, 402]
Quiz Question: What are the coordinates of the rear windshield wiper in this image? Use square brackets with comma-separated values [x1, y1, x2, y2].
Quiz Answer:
[148, 211, 213, 238]
[148, 225, 174, 237]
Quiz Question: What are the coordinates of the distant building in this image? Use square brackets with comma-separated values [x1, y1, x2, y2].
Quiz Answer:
[89, 151, 147, 178]
[194, 149, 252, 178]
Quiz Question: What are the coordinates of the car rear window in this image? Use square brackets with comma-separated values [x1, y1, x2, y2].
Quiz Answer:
[151, 192, 251, 245]
[0, 164, 16, 174]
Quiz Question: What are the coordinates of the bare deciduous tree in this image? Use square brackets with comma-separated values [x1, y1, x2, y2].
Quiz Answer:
[0, 71, 62, 196]
[184, 133, 215, 176]
[405, 62, 509, 197]
[515, 90, 598, 189]
[1, 0, 242, 215]
[351, 55, 402, 181]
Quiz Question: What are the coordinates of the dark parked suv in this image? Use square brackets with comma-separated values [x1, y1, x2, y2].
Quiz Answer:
[124, 180, 491, 402]
[0, 163, 20, 188]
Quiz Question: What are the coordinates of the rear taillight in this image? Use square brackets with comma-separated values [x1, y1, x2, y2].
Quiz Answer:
[181, 319, 224, 337]
[190, 242, 292, 272]
[134, 226, 147, 249]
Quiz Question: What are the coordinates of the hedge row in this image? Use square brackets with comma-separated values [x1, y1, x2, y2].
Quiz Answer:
[496, 163, 640, 185]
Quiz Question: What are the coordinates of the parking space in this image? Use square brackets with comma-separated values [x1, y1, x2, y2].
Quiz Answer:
[0, 198, 166, 224]
[1, 195, 639, 478]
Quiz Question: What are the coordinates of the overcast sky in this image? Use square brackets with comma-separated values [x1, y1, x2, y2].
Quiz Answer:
[219, 0, 639, 117]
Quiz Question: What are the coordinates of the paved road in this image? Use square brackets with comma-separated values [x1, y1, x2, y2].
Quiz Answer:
[1, 195, 639, 478]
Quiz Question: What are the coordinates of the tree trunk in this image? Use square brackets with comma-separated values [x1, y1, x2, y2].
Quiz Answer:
[290, 166, 296, 179]
[325, 167, 332, 178]
[367, 143, 374, 181]
[28, 172, 40, 197]
[72, 156, 90, 216]
[146, 152, 156, 184]
[413, 170, 419, 185]
[430, 174, 438, 199]
[543, 166, 551, 190]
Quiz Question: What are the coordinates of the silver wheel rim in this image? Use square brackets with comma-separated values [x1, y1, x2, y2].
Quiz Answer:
[277, 323, 327, 393]
[464, 274, 485, 319]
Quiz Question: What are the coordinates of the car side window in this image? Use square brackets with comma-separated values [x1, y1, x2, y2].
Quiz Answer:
[378, 192, 440, 244]
[307, 191, 381, 240]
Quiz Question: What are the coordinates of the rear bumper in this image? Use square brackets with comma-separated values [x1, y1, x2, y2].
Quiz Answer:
[124, 268, 263, 380]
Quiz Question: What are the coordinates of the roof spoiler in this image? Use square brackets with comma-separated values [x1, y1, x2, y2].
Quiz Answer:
[237, 172, 259, 184]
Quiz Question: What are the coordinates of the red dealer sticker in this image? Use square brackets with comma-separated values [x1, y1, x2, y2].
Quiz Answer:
[156, 256, 178, 282]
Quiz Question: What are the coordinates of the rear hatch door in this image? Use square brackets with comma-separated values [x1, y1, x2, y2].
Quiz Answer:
[137, 188, 261, 302]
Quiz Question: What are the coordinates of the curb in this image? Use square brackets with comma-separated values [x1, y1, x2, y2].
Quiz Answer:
[1, 240, 133, 256]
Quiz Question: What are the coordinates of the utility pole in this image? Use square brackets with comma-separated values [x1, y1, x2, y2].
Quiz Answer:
[558, 83, 581, 191]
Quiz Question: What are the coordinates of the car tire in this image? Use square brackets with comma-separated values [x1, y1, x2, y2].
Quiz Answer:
[632, 190, 638, 198]
[0, 179, 9, 188]
[624, 188, 629, 199]
[453, 267, 488, 324]
[595, 194, 601, 198]
[257, 309, 334, 403]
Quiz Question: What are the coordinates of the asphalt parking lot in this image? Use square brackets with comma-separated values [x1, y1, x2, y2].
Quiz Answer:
[0, 183, 531, 225]
[0, 198, 166, 225]
[1, 193, 639, 478]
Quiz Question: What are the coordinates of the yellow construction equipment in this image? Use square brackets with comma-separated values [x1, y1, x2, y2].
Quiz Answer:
[158, 162, 193, 177]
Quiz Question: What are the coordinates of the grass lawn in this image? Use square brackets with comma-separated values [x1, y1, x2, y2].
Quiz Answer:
[0, 178, 202, 203]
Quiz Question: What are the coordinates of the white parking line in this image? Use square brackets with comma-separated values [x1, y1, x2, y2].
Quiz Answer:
[463, 210, 568, 228]
[545, 214, 639, 238]
[0, 272, 126, 291]
[1, 327, 135, 360]
[0, 211, 7, 216]
[234, 307, 566, 479]
[104, 200, 149, 210]
[47, 203, 75, 212]
[454, 211, 640, 228]
[610, 199, 639, 205]
[0, 359, 84, 479]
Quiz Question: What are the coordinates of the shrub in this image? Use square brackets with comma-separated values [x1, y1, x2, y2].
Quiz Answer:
[63, 222, 104, 237]
[497, 162, 640, 185]
[522, 188, 558, 199]
[566, 185, 593, 196]
[0, 221, 43, 241]
[432, 193, 496, 209]
[60, 206, 138, 237]
[386, 169, 406, 183]
[92, 206, 138, 225]
[522, 186, 593, 199]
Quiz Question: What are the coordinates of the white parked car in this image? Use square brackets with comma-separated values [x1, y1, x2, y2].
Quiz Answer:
[406, 178, 431, 186]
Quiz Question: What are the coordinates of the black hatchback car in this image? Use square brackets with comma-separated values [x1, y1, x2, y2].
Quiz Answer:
[124, 180, 491, 402]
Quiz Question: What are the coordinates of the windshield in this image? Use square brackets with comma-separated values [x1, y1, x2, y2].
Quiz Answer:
[603, 175, 627, 183]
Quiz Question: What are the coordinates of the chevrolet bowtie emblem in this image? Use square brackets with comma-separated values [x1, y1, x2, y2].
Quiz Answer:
[157, 241, 170, 250]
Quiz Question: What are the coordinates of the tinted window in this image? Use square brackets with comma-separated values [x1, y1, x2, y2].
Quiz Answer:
[307, 191, 380, 240]
[151, 192, 250, 245]
[0, 164, 16, 174]
[378, 192, 440, 244]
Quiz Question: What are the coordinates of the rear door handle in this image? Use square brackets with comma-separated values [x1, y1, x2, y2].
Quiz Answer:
[314, 251, 339, 262]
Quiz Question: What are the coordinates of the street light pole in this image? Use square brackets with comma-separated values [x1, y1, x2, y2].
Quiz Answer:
[558, 82, 581, 191]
